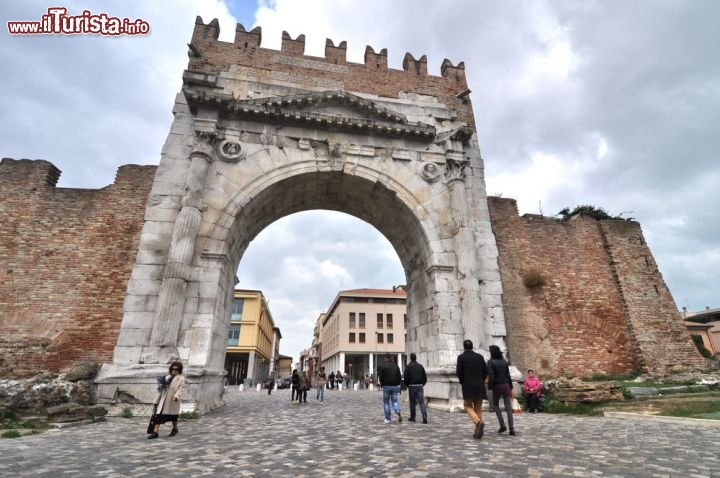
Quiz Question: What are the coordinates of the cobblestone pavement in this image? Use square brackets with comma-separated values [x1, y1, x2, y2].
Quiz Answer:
[1, 388, 718, 477]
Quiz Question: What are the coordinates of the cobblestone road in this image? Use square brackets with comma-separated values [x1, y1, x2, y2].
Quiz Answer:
[1, 388, 718, 477]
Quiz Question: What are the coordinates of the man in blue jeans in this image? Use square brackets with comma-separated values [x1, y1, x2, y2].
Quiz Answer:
[378, 353, 402, 424]
[403, 353, 428, 424]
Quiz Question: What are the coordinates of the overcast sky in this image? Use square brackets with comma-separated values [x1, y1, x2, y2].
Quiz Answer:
[2, 1, 718, 364]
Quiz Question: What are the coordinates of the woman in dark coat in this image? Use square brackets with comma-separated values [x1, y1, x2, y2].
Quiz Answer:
[455, 339, 488, 439]
[488, 345, 515, 435]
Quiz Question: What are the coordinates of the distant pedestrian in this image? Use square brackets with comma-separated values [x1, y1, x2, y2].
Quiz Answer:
[291, 369, 300, 403]
[403, 353, 428, 424]
[455, 339, 488, 439]
[148, 361, 186, 440]
[523, 369, 542, 413]
[298, 371, 309, 403]
[378, 353, 402, 424]
[266, 377, 273, 395]
[488, 345, 515, 436]
[336, 371, 343, 390]
[315, 367, 327, 403]
[329, 371, 336, 390]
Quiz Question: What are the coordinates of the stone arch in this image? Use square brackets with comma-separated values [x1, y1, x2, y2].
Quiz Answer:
[96, 36, 506, 413]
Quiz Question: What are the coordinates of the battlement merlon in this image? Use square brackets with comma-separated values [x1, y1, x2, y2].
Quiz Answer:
[186, 17, 475, 129]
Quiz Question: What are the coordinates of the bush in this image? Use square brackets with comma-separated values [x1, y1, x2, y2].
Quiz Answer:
[691, 334, 714, 359]
[522, 269, 546, 289]
[1, 430, 21, 439]
[179, 411, 199, 420]
[558, 205, 634, 221]
[120, 407, 133, 419]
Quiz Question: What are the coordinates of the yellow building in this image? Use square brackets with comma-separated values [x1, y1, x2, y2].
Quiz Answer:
[319, 288, 407, 382]
[225, 289, 279, 386]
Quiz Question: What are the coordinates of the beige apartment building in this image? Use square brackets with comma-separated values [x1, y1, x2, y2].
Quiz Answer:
[225, 289, 280, 386]
[319, 288, 408, 382]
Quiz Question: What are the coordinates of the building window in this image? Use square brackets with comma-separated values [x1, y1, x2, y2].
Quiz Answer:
[227, 324, 240, 346]
[386, 314, 393, 328]
[404, 314, 408, 329]
[359, 333, 366, 343]
[359, 313, 366, 329]
[377, 313, 383, 329]
[349, 332, 356, 343]
[387, 333, 394, 344]
[231, 298, 244, 321]
[349, 312, 356, 329]
[377, 333, 384, 344]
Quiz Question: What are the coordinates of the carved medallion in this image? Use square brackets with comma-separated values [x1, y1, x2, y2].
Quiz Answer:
[217, 139, 245, 163]
[420, 162, 441, 183]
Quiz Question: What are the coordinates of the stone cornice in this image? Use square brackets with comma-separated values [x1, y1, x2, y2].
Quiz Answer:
[182, 85, 436, 140]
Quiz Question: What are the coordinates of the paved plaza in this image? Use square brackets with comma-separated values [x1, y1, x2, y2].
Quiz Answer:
[1, 387, 718, 477]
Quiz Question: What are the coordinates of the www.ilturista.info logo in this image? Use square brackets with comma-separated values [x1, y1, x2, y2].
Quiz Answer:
[7, 7, 150, 35]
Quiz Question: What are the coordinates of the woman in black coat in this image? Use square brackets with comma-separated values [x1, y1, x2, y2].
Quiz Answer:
[456, 339, 488, 439]
[488, 345, 515, 435]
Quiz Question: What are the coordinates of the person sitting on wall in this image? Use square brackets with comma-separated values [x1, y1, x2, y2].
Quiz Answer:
[523, 369, 542, 413]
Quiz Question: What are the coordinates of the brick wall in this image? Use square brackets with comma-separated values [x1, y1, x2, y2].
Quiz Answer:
[487, 196, 703, 377]
[0, 158, 156, 378]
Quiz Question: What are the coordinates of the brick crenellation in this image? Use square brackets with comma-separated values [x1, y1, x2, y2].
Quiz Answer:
[187, 18, 474, 127]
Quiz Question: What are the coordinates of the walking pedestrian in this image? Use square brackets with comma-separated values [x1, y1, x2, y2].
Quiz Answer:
[403, 353, 428, 424]
[291, 369, 300, 403]
[266, 377, 273, 395]
[148, 361, 186, 439]
[298, 371, 309, 403]
[488, 345, 515, 436]
[315, 367, 327, 403]
[455, 339, 488, 439]
[329, 371, 335, 390]
[378, 353, 402, 424]
[336, 371, 343, 390]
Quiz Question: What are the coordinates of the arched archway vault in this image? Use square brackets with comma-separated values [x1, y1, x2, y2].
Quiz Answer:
[96, 19, 506, 413]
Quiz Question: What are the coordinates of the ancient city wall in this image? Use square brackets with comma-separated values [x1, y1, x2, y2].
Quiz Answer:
[0, 159, 156, 377]
[0, 161, 703, 379]
[487, 196, 703, 377]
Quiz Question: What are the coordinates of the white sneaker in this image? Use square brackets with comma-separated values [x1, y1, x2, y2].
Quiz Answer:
[384, 419, 391, 424]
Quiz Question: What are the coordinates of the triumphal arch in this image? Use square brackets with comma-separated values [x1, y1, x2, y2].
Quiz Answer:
[96, 18, 507, 412]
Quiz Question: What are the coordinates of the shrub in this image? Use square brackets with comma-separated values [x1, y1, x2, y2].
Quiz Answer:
[1, 430, 21, 439]
[522, 269, 546, 289]
[179, 411, 199, 420]
[558, 205, 634, 221]
[120, 407, 134, 419]
[691, 335, 714, 359]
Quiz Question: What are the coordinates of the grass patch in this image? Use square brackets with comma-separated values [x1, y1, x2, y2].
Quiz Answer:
[1, 430, 21, 439]
[120, 407, 134, 418]
[659, 400, 720, 418]
[179, 411, 199, 420]
[536, 391, 606, 416]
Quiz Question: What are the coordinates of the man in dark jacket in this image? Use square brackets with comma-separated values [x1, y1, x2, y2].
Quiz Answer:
[456, 339, 488, 439]
[378, 353, 403, 424]
[403, 353, 428, 424]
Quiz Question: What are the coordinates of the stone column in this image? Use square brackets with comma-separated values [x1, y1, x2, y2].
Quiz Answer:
[143, 129, 215, 364]
[445, 152, 486, 350]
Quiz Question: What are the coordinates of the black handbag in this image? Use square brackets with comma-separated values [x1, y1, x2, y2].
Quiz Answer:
[146, 407, 157, 434]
